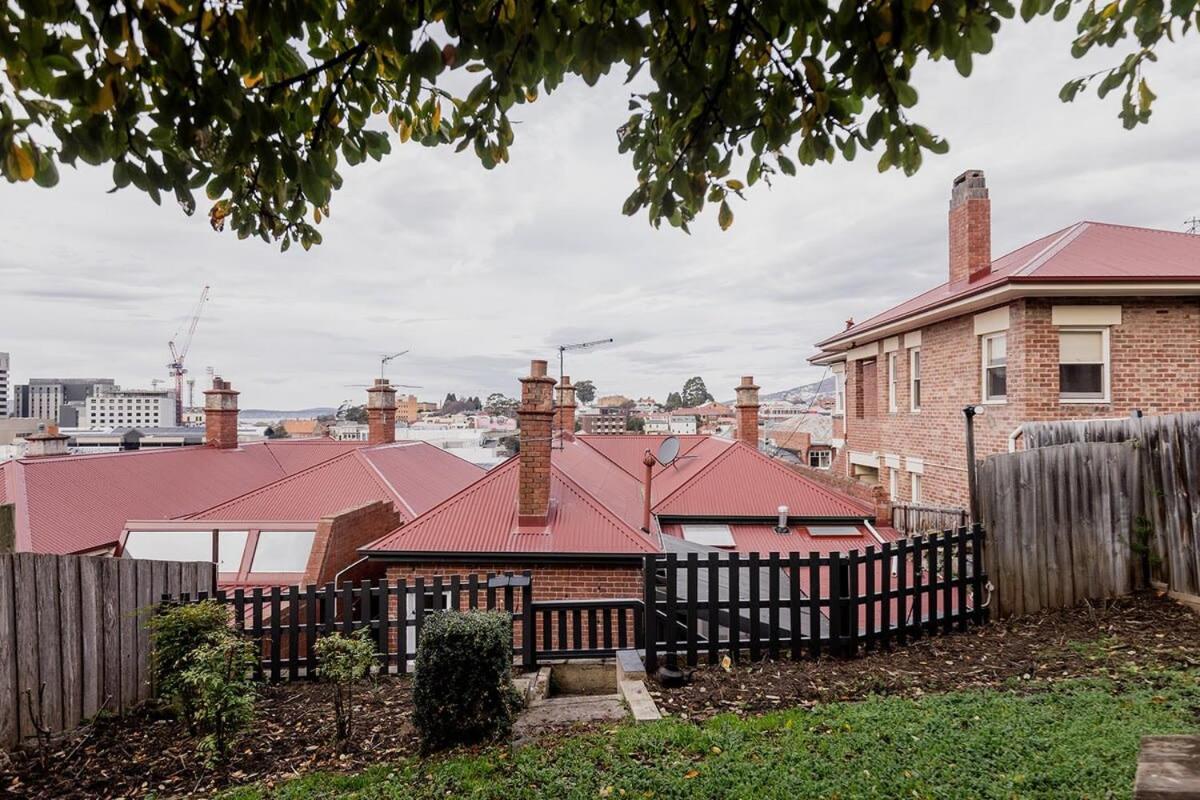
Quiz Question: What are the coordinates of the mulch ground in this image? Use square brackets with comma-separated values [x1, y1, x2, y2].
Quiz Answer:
[0, 677, 418, 799]
[653, 591, 1200, 721]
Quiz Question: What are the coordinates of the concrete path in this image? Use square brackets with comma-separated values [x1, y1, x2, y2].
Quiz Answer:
[1135, 736, 1200, 799]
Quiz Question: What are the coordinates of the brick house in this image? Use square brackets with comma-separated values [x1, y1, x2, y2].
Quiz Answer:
[359, 362, 903, 625]
[810, 170, 1200, 510]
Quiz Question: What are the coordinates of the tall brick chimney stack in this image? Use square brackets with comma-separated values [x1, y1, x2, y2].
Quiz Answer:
[204, 377, 239, 449]
[949, 169, 991, 284]
[555, 374, 577, 438]
[518, 359, 556, 524]
[366, 378, 397, 445]
[734, 376, 760, 448]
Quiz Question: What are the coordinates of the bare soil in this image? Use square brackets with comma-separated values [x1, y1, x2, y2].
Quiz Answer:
[0, 678, 417, 799]
[653, 591, 1200, 720]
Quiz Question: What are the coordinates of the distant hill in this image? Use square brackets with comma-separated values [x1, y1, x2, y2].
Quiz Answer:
[239, 407, 337, 422]
[761, 376, 836, 404]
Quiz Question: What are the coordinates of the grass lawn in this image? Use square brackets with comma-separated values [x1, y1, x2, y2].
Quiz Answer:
[223, 669, 1200, 800]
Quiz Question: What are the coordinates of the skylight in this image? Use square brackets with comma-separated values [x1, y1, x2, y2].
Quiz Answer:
[807, 525, 862, 537]
[123, 530, 248, 572]
[250, 530, 316, 572]
[681, 524, 735, 547]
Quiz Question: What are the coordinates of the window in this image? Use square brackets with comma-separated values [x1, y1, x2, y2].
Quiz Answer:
[909, 349, 922, 411]
[680, 524, 735, 547]
[834, 372, 845, 415]
[807, 525, 862, 537]
[982, 332, 1007, 402]
[889, 469, 899, 500]
[887, 352, 898, 412]
[1060, 328, 1109, 402]
[808, 449, 831, 469]
[911, 473, 923, 504]
[250, 530, 316, 572]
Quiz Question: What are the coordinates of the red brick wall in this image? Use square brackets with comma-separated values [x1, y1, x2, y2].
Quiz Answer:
[834, 296, 1200, 509]
[307, 501, 402, 585]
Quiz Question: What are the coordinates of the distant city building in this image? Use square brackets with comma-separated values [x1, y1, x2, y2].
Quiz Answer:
[761, 401, 811, 420]
[279, 418, 329, 438]
[0, 352, 9, 417]
[643, 413, 698, 435]
[84, 385, 177, 428]
[398, 394, 420, 424]
[21, 378, 116, 424]
[579, 406, 628, 435]
[181, 407, 205, 426]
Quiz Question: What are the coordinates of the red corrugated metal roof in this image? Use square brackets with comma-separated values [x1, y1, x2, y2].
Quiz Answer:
[817, 221, 1200, 347]
[652, 442, 873, 519]
[361, 456, 659, 555]
[363, 436, 877, 558]
[188, 443, 483, 523]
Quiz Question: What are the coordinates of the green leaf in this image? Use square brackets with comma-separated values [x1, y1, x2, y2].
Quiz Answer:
[718, 200, 733, 230]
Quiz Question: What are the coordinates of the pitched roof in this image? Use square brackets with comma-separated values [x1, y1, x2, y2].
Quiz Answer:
[360, 456, 660, 556]
[362, 434, 875, 559]
[816, 222, 1200, 349]
[187, 443, 482, 523]
[0, 438, 474, 555]
[764, 414, 834, 450]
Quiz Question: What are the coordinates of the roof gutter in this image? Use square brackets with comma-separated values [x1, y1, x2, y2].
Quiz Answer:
[812, 279, 1200, 358]
[357, 550, 649, 565]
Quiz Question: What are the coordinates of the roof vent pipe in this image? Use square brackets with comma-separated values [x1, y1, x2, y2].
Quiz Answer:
[775, 504, 789, 534]
[642, 449, 656, 533]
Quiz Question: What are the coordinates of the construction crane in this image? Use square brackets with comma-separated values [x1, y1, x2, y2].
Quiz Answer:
[167, 285, 210, 425]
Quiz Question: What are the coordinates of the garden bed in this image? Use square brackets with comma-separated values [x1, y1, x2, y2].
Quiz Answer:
[654, 591, 1200, 720]
[0, 677, 418, 799]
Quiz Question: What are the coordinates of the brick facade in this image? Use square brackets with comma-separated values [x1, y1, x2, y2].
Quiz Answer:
[306, 500, 403, 584]
[832, 296, 1200, 508]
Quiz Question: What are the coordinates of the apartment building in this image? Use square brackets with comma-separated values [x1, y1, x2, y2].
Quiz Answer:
[20, 377, 116, 424]
[84, 386, 178, 428]
[811, 171, 1200, 509]
[579, 405, 628, 435]
[0, 353, 9, 417]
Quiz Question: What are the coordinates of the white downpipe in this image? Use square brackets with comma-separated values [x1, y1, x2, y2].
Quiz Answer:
[862, 519, 887, 545]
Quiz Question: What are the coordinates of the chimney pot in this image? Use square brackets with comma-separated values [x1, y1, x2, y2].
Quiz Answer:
[366, 378, 397, 445]
[555, 374, 577, 437]
[518, 360, 556, 522]
[734, 375, 760, 448]
[948, 169, 991, 284]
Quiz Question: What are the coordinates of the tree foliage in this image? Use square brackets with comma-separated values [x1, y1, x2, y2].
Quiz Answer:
[314, 629, 377, 745]
[574, 379, 596, 405]
[663, 391, 684, 411]
[1, 0, 1189, 248]
[680, 376, 714, 407]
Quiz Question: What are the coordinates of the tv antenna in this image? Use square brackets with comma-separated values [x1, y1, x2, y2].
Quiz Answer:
[345, 383, 423, 389]
[1186, 216, 1200, 235]
[380, 351, 409, 379]
[555, 337, 614, 442]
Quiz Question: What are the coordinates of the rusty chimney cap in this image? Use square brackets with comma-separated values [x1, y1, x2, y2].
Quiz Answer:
[642, 449, 657, 467]
[529, 359, 548, 378]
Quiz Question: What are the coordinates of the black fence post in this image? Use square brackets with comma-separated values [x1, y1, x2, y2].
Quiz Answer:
[642, 554, 657, 672]
[521, 571, 536, 670]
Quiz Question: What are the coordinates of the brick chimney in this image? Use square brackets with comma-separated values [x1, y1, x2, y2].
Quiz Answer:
[204, 377, 239, 449]
[555, 375, 577, 438]
[24, 423, 69, 458]
[734, 376, 760, 448]
[518, 359, 556, 524]
[949, 170, 991, 284]
[366, 378, 397, 445]
[872, 483, 892, 527]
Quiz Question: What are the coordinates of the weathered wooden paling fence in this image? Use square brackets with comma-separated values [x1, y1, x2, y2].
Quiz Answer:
[0, 553, 213, 749]
[891, 503, 969, 535]
[979, 411, 1200, 616]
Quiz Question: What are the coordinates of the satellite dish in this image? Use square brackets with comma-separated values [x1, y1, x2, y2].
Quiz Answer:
[656, 436, 681, 466]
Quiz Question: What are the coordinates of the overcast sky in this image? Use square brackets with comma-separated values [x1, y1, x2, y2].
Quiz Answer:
[1, 18, 1197, 410]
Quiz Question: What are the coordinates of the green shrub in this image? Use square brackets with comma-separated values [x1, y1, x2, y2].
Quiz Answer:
[314, 629, 377, 745]
[412, 610, 522, 751]
[182, 631, 258, 763]
[148, 600, 232, 730]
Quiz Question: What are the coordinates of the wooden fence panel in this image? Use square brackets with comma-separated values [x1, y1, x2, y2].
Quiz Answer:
[891, 504, 968, 535]
[1019, 412, 1200, 599]
[0, 554, 213, 751]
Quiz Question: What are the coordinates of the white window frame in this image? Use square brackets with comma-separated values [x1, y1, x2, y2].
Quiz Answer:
[834, 371, 845, 416]
[889, 468, 899, 500]
[1059, 326, 1111, 404]
[909, 348, 922, 412]
[981, 332, 1008, 404]
[887, 352, 898, 413]
[910, 473, 922, 504]
[808, 449, 831, 470]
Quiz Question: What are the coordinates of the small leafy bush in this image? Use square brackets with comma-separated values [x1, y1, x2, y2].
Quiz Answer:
[315, 628, 377, 745]
[149, 600, 233, 729]
[181, 632, 258, 763]
[412, 610, 522, 751]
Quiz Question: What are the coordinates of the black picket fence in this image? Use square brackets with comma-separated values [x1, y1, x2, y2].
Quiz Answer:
[641, 525, 989, 671]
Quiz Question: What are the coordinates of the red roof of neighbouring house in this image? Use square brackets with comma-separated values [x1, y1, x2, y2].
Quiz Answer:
[0, 438, 481, 555]
[361, 435, 878, 559]
[186, 442, 482, 523]
[815, 222, 1200, 350]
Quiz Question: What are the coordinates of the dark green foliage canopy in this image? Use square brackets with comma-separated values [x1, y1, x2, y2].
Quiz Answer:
[1, 0, 1188, 249]
[574, 379, 596, 405]
[680, 376, 714, 407]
